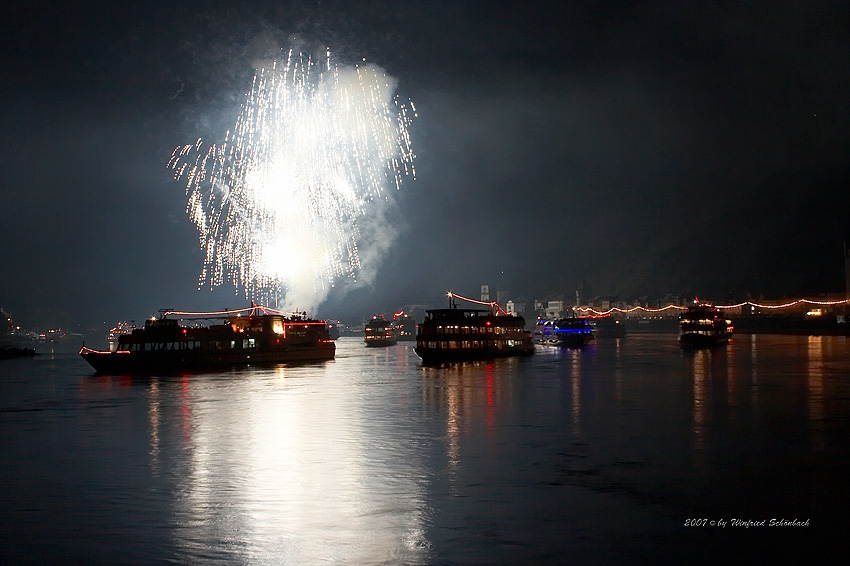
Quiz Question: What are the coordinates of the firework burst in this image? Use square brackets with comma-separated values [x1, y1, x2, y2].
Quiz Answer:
[169, 48, 416, 310]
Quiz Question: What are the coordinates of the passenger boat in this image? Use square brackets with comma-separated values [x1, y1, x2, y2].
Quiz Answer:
[414, 293, 534, 364]
[79, 305, 335, 374]
[392, 311, 417, 341]
[325, 320, 342, 340]
[107, 321, 136, 351]
[679, 300, 733, 348]
[534, 316, 595, 348]
[364, 315, 398, 347]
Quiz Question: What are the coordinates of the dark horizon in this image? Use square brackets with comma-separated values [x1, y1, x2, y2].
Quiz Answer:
[3, 1, 849, 331]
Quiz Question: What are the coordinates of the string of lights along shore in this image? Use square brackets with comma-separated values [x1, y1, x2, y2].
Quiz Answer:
[169, 48, 417, 311]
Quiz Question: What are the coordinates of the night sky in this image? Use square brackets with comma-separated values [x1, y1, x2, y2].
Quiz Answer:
[2, 1, 849, 330]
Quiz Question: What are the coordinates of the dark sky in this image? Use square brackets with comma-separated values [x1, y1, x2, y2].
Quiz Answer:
[2, 1, 849, 329]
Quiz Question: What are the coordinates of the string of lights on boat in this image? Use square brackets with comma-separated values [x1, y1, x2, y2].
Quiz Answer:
[160, 304, 322, 322]
[576, 297, 850, 317]
[448, 292, 510, 315]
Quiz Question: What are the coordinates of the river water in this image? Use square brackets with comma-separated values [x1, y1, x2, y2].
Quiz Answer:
[1, 333, 848, 564]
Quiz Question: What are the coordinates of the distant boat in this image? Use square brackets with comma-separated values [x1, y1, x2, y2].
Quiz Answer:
[80, 305, 335, 374]
[107, 321, 136, 351]
[534, 316, 594, 348]
[391, 311, 416, 341]
[679, 301, 733, 348]
[414, 292, 534, 364]
[0, 346, 38, 360]
[325, 320, 342, 340]
[364, 315, 398, 347]
[107, 321, 136, 342]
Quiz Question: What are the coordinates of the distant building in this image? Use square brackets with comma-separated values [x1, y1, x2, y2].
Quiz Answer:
[533, 300, 545, 317]
[546, 300, 567, 319]
[481, 285, 490, 302]
[576, 279, 592, 307]
[506, 299, 526, 316]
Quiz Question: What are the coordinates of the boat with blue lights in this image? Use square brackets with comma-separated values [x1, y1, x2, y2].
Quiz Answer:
[679, 300, 733, 348]
[414, 292, 534, 364]
[364, 315, 398, 347]
[79, 305, 335, 374]
[534, 316, 595, 348]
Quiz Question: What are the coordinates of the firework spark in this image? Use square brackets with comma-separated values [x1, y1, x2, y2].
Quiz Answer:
[169, 48, 416, 311]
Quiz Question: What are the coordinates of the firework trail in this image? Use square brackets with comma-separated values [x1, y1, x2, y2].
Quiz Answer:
[169, 48, 416, 312]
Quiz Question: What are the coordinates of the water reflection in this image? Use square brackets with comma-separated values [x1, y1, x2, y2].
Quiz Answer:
[807, 336, 825, 450]
[689, 349, 708, 454]
[142, 351, 430, 564]
[11, 335, 848, 563]
[726, 340, 737, 419]
[149, 379, 160, 475]
[570, 349, 582, 436]
[420, 357, 523, 495]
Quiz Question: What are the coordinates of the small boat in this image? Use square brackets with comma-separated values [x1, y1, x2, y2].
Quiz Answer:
[392, 311, 417, 341]
[364, 315, 398, 347]
[414, 292, 534, 364]
[679, 301, 733, 348]
[107, 321, 136, 351]
[79, 305, 335, 374]
[534, 316, 594, 348]
[0, 346, 38, 360]
[325, 320, 342, 340]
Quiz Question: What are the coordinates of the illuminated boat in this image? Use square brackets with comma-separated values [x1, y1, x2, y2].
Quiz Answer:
[107, 321, 136, 351]
[414, 293, 534, 364]
[364, 315, 398, 347]
[107, 321, 136, 342]
[392, 311, 417, 341]
[79, 305, 335, 374]
[325, 320, 342, 340]
[679, 301, 733, 348]
[534, 316, 595, 348]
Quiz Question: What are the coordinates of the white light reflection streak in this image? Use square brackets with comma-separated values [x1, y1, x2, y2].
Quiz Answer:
[807, 336, 825, 451]
[148, 379, 160, 476]
[726, 341, 737, 424]
[750, 334, 760, 418]
[168, 373, 429, 563]
[692, 350, 708, 455]
[570, 349, 582, 437]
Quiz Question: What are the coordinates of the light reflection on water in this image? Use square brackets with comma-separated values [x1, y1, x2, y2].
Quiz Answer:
[807, 336, 825, 451]
[1, 335, 850, 563]
[163, 345, 431, 565]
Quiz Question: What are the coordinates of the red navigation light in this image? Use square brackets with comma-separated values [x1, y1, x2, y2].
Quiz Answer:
[486, 321, 491, 326]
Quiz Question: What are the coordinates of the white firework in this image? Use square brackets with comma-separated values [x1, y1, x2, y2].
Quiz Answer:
[169, 48, 416, 310]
